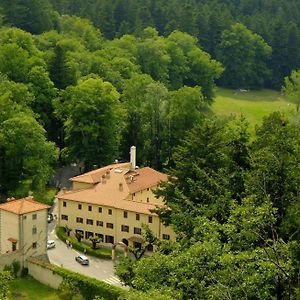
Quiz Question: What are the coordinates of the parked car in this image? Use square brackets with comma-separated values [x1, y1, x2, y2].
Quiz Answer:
[75, 255, 89, 265]
[47, 213, 54, 223]
[47, 240, 55, 249]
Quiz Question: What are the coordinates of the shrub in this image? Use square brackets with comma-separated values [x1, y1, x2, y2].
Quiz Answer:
[21, 267, 29, 277]
[54, 267, 125, 300]
[56, 227, 112, 259]
[11, 260, 21, 278]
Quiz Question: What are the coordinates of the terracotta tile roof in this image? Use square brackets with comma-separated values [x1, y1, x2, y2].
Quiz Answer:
[125, 167, 168, 193]
[0, 196, 50, 215]
[70, 162, 131, 183]
[58, 166, 168, 215]
[8, 237, 18, 243]
[57, 163, 168, 214]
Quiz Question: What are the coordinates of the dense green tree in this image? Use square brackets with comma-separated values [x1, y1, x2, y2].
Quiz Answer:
[283, 69, 300, 111]
[137, 27, 171, 84]
[0, 0, 54, 34]
[0, 78, 34, 107]
[0, 43, 31, 82]
[142, 82, 169, 170]
[165, 86, 204, 165]
[248, 112, 300, 235]
[55, 76, 124, 169]
[0, 93, 57, 198]
[120, 74, 155, 163]
[27, 66, 58, 141]
[217, 23, 272, 89]
[49, 43, 77, 89]
[156, 117, 247, 237]
[57, 15, 103, 51]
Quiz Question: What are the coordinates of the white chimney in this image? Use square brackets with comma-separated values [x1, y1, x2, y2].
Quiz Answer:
[130, 146, 136, 170]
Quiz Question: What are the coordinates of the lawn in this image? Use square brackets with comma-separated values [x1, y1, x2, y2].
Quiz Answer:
[9, 276, 59, 300]
[212, 88, 295, 130]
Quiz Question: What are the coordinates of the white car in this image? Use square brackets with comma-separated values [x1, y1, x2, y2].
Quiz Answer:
[47, 240, 55, 249]
[75, 255, 89, 265]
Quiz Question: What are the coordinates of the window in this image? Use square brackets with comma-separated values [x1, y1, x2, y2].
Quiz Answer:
[23, 215, 27, 220]
[78, 204, 82, 210]
[76, 217, 83, 223]
[162, 234, 170, 240]
[32, 242, 37, 249]
[85, 231, 93, 239]
[134, 227, 141, 235]
[32, 214, 37, 220]
[106, 223, 114, 229]
[121, 225, 129, 232]
[133, 193, 136, 196]
[61, 215, 68, 220]
[105, 235, 114, 244]
[108, 209, 112, 215]
[95, 233, 104, 241]
[148, 216, 153, 223]
[86, 219, 93, 225]
[136, 214, 140, 221]
[88, 205, 92, 212]
[96, 220, 103, 227]
[147, 188, 149, 191]
[32, 226, 37, 235]
[147, 197, 149, 202]
[63, 201, 66, 207]
[98, 207, 102, 213]
[12, 242, 17, 251]
[123, 211, 128, 218]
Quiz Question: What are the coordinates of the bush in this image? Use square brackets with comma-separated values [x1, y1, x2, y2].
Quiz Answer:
[3, 260, 20, 278]
[21, 267, 29, 277]
[56, 227, 112, 259]
[11, 260, 21, 278]
[54, 267, 125, 300]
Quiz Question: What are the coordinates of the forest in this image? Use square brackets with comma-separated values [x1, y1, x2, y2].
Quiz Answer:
[0, 0, 299, 299]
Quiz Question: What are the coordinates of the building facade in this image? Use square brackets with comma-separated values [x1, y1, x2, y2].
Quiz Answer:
[57, 147, 175, 248]
[0, 196, 49, 264]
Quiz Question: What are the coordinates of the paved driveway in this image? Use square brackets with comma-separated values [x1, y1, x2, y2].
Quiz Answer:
[47, 222, 125, 288]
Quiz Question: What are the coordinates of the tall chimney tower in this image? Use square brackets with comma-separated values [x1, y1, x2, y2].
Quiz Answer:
[130, 146, 136, 170]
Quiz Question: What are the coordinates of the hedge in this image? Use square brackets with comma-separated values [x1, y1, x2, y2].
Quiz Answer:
[54, 266, 125, 300]
[56, 227, 112, 259]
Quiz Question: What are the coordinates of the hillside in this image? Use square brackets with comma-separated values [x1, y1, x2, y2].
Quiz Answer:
[212, 88, 294, 130]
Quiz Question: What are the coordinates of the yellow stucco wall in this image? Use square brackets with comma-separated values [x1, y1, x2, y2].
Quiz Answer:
[72, 182, 94, 190]
[125, 187, 164, 206]
[0, 210, 19, 254]
[58, 187, 176, 246]
[22, 210, 48, 259]
[0, 209, 48, 260]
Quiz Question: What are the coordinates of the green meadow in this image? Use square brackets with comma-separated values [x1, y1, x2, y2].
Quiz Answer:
[212, 88, 295, 130]
[9, 277, 59, 300]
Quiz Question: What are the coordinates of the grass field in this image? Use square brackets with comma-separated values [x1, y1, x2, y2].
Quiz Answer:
[212, 88, 295, 130]
[9, 276, 59, 300]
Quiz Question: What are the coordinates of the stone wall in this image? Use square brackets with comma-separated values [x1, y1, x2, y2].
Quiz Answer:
[27, 258, 63, 289]
[0, 251, 22, 270]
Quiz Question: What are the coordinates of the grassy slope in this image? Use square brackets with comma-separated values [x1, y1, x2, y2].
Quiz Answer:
[9, 276, 59, 300]
[212, 88, 295, 130]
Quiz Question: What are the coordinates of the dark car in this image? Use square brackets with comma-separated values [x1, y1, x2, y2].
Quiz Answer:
[75, 255, 89, 265]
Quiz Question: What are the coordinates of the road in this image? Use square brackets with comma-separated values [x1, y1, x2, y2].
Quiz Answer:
[47, 214, 125, 288]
